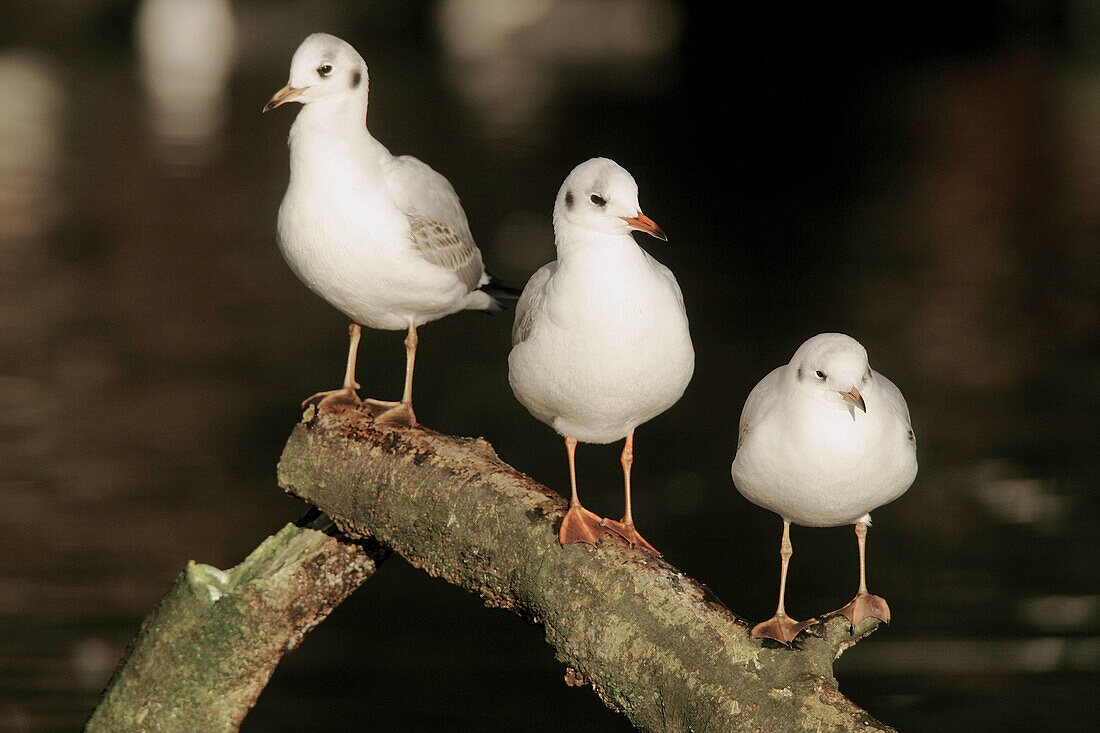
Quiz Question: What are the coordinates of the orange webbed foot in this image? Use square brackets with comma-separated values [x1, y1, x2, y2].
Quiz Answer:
[302, 385, 361, 410]
[370, 401, 417, 427]
[559, 504, 607, 547]
[601, 518, 660, 555]
[751, 613, 815, 645]
[833, 591, 891, 629]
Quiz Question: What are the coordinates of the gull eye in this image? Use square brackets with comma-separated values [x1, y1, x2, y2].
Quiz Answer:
[317, 64, 333, 77]
[590, 194, 606, 207]
[814, 370, 826, 380]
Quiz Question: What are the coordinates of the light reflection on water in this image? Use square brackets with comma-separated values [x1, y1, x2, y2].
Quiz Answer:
[0, 51, 64, 243]
[435, 0, 683, 138]
[135, 0, 237, 169]
[838, 636, 1100, 675]
[0, 3, 1097, 732]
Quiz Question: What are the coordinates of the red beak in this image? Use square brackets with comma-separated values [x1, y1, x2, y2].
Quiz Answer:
[841, 387, 867, 413]
[621, 212, 667, 242]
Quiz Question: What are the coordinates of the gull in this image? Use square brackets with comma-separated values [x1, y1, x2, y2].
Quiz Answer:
[508, 158, 694, 553]
[264, 32, 505, 426]
[731, 333, 917, 643]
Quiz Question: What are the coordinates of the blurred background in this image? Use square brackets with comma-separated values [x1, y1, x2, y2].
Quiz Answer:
[1, 0, 1097, 730]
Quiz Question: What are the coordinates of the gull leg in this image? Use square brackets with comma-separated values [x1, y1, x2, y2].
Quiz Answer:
[602, 432, 659, 554]
[832, 518, 891, 628]
[303, 323, 363, 408]
[558, 437, 606, 547]
[371, 321, 418, 426]
[752, 520, 813, 644]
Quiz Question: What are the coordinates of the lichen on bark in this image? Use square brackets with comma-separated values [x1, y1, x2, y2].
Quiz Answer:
[274, 407, 895, 732]
[86, 515, 387, 732]
[88, 406, 895, 732]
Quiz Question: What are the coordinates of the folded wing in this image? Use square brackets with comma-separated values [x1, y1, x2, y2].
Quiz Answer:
[511, 263, 556, 346]
[386, 154, 487, 291]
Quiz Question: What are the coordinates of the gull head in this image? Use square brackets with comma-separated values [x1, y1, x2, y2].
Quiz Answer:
[553, 157, 666, 241]
[787, 333, 872, 416]
[264, 33, 368, 113]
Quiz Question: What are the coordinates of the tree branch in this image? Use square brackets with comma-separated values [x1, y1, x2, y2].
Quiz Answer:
[85, 514, 388, 732]
[274, 406, 894, 732]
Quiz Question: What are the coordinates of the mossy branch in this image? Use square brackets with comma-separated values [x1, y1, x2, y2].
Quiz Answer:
[85, 515, 387, 732]
[87, 406, 892, 731]
[272, 407, 894, 732]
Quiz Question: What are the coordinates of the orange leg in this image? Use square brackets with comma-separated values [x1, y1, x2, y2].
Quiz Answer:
[832, 519, 891, 628]
[303, 323, 363, 408]
[558, 437, 606, 547]
[752, 520, 813, 644]
[370, 321, 418, 426]
[602, 432, 659, 554]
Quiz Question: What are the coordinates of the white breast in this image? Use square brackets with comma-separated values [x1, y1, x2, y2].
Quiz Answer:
[277, 117, 477, 330]
[509, 243, 694, 444]
[732, 383, 917, 526]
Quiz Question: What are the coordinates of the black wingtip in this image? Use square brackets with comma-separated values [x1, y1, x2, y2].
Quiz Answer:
[481, 272, 523, 302]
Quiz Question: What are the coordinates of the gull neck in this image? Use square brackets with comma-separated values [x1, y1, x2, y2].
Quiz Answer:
[553, 225, 647, 265]
[289, 92, 370, 139]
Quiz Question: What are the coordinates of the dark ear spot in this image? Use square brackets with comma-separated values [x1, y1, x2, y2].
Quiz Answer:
[797, 367, 803, 381]
[351, 70, 362, 89]
[565, 191, 574, 209]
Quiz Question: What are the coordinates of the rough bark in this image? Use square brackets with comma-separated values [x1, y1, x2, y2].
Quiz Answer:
[275, 406, 895, 733]
[85, 514, 388, 732]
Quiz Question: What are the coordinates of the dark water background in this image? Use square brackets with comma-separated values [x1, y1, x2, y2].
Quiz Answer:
[1, 1, 1097, 731]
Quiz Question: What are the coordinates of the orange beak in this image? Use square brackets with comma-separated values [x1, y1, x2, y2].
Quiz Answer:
[621, 212, 667, 242]
[263, 84, 306, 113]
[840, 387, 867, 413]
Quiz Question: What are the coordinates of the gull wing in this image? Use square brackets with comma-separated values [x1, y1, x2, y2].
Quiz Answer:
[873, 370, 915, 441]
[385, 154, 486, 291]
[406, 217, 485, 292]
[511, 262, 556, 346]
[642, 250, 687, 312]
[736, 366, 783, 450]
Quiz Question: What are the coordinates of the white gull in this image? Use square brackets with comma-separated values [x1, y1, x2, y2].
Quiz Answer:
[265, 32, 503, 426]
[731, 332, 917, 643]
[508, 158, 694, 553]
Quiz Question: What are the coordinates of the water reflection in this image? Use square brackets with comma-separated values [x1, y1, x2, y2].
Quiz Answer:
[135, 0, 237, 169]
[838, 636, 1100, 674]
[1021, 595, 1100, 632]
[435, 0, 682, 138]
[490, 210, 555, 274]
[0, 51, 64, 243]
[0, 2, 1097, 731]
[972, 462, 1067, 528]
